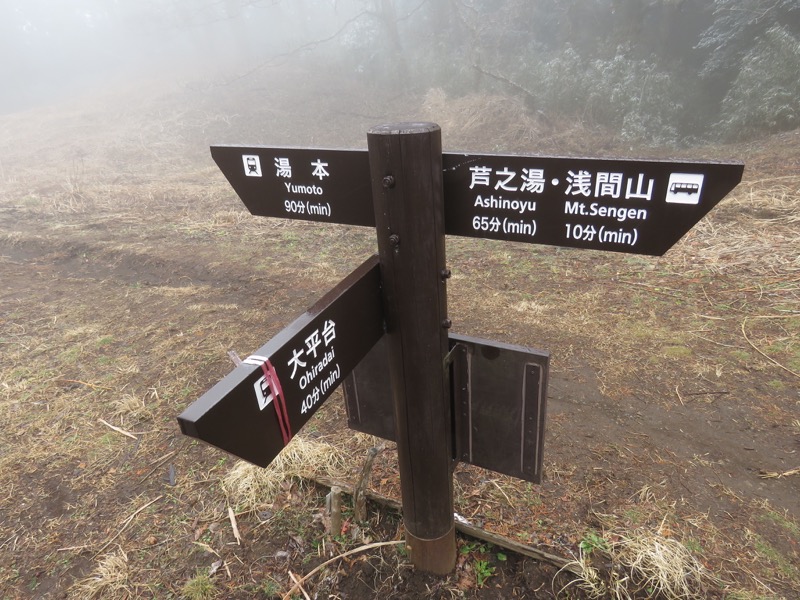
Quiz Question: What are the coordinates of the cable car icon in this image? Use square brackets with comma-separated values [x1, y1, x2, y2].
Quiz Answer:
[242, 154, 262, 177]
[666, 173, 704, 204]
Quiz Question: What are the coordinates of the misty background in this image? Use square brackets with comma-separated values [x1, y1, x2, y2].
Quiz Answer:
[1, 0, 799, 148]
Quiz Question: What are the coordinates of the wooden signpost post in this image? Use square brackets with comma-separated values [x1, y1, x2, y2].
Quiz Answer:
[178, 122, 743, 574]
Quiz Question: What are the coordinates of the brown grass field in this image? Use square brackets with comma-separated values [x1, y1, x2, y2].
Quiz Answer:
[0, 65, 798, 599]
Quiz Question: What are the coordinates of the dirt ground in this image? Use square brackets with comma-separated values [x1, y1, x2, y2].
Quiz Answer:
[0, 65, 798, 599]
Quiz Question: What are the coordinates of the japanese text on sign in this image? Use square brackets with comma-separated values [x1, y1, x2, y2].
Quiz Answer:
[286, 319, 340, 415]
[462, 162, 663, 249]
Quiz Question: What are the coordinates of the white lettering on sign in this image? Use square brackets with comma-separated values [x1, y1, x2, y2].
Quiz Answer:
[322, 319, 336, 345]
[474, 195, 537, 214]
[284, 200, 332, 217]
[494, 168, 518, 191]
[469, 166, 492, 189]
[284, 182, 323, 195]
[464, 166, 654, 201]
[298, 347, 335, 390]
[565, 170, 593, 197]
[279, 319, 342, 415]
[468, 166, 542, 237]
[469, 165, 548, 193]
[564, 223, 639, 247]
[625, 173, 654, 201]
[460, 162, 665, 247]
[595, 172, 623, 199]
[275, 157, 292, 178]
[564, 201, 648, 223]
[521, 168, 546, 193]
[557, 171, 656, 202]
[286, 320, 337, 387]
[311, 159, 330, 180]
[288, 347, 307, 379]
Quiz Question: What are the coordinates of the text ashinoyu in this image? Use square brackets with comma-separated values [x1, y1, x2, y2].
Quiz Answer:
[474, 195, 537, 214]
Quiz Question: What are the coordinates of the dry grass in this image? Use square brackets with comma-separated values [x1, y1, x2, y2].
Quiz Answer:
[421, 86, 618, 155]
[614, 529, 711, 598]
[71, 548, 131, 599]
[560, 527, 713, 600]
[730, 175, 800, 223]
[423, 88, 541, 151]
[679, 174, 800, 276]
[222, 435, 350, 512]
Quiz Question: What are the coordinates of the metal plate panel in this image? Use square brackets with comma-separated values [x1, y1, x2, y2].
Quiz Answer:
[343, 333, 550, 483]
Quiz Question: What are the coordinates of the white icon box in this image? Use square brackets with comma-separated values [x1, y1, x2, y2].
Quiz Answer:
[666, 173, 704, 204]
[243, 154, 262, 177]
[254, 376, 274, 411]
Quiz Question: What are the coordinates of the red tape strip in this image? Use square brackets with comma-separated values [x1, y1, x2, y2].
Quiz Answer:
[261, 360, 292, 446]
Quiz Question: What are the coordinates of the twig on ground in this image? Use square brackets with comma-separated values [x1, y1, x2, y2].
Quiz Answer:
[192, 541, 219, 556]
[616, 279, 686, 299]
[138, 450, 178, 483]
[227, 350, 242, 366]
[59, 379, 112, 391]
[282, 541, 404, 600]
[95, 495, 164, 557]
[354, 447, 378, 522]
[741, 317, 800, 378]
[228, 505, 242, 545]
[313, 475, 576, 573]
[326, 486, 343, 535]
[689, 332, 745, 348]
[98, 419, 138, 440]
[490, 479, 514, 507]
[288, 571, 312, 600]
[758, 467, 800, 479]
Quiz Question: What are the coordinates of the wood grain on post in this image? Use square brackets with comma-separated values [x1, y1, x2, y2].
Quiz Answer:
[367, 122, 456, 575]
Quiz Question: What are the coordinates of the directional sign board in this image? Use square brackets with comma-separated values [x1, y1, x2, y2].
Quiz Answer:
[212, 145, 742, 256]
[441, 154, 744, 255]
[344, 334, 550, 483]
[211, 146, 373, 226]
[177, 255, 383, 467]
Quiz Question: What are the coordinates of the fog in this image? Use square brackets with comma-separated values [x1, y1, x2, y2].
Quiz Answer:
[2, 0, 799, 145]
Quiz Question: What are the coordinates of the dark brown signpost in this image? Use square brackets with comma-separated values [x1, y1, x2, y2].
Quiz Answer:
[178, 256, 383, 467]
[179, 123, 744, 575]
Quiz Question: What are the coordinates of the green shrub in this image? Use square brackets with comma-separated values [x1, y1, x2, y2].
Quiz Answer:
[718, 26, 800, 140]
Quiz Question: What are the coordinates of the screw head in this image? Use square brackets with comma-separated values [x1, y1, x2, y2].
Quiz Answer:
[389, 234, 400, 247]
[440, 268, 452, 280]
[441, 318, 452, 329]
[382, 175, 395, 189]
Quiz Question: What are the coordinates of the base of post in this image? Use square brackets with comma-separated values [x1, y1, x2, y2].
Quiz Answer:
[406, 524, 457, 575]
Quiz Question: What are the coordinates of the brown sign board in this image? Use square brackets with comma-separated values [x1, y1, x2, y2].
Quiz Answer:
[344, 333, 549, 483]
[210, 146, 373, 227]
[441, 153, 744, 256]
[212, 145, 742, 256]
[177, 255, 383, 467]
